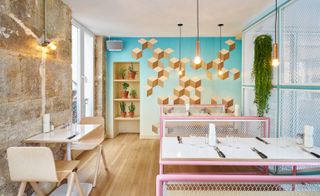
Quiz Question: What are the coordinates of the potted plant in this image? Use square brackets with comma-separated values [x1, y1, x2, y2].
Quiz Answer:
[118, 67, 126, 79]
[128, 102, 135, 118]
[128, 63, 137, 80]
[130, 89, 137, 99]
[120, 101, 126, 117]
[121, 82, 129, 98]
[252, 35, 273, 117]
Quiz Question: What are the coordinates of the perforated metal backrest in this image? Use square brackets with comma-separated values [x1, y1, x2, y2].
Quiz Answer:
[79, 116, 105, 144]
[7, 147, 58, 182]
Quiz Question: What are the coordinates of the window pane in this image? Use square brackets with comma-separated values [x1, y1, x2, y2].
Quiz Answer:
[72, 25, 80, 123]
[281, 0, 320, 85]
[84, 32, 94, 117]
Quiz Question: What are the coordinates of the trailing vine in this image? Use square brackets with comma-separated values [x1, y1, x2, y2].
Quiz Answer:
[252, 35, 273, 117]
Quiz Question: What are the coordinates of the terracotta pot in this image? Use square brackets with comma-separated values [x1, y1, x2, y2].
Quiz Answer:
[120, 112, 126, 118]
[118, 74, 125, 80]
[121, 91, 129, 98]
[128, 112, 135, 118]
[128, 71, 136, 80]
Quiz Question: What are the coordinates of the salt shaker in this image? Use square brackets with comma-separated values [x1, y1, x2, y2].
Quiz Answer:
[304, 125, 314, 148]
[296, 133, 304, 145]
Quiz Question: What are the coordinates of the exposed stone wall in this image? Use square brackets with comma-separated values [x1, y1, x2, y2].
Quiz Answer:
[94, 36, 107, 135]
[0, 0, 72, 194]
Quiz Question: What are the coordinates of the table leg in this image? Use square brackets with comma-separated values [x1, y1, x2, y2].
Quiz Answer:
[160, 164, 163, 174]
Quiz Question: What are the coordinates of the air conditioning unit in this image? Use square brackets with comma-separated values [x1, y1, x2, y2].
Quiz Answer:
[106, 40, 123, 51]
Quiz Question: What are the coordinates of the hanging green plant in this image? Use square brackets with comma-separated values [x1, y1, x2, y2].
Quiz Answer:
[252, 35, 273, 117]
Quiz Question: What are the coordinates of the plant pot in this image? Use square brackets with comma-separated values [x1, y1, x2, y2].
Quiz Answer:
[128, 112, 135, 118]
[121, 91, 129, 98]
[131, 95, 136, 99]
[120, 112, 126, 118]
[128, 71, 136, 80]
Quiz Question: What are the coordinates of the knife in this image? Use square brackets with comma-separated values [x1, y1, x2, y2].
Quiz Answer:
[214, 146, 226, 158]
[67, 134, 77, 140]
[256, 137, 269, 144]
[300, 147, 320, 158]
[251, 147, 268, 159]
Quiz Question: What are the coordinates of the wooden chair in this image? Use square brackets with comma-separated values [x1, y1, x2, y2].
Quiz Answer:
[71, 116, 108, 187]
[7, 147, 84, 196]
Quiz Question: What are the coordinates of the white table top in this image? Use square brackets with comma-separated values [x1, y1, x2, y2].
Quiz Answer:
[161, 137, 320, 163]
[24, 124, 101, 144]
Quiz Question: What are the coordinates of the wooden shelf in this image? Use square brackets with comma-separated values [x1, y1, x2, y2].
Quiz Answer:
[114, 98, 140, 101]
[114, 79, 140, 82]
[114, 116, 140, 121]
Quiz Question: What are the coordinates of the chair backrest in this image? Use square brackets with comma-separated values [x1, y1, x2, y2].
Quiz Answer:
[80, 116, 105, 144]
[7, 147, 58, 182]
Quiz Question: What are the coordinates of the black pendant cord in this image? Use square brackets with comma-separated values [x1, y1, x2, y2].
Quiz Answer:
[178, 23, 183, 71]
[218, 24, 224, 61]
[196, 0, 199, 41]
[275, 0, 278, 43]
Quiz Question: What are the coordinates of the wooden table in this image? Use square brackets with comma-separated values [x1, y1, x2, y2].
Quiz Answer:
[160, 137, 320, 174]
[24, 124, 101, 195]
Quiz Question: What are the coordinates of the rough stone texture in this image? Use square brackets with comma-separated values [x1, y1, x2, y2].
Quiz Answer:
[0, 0, 72, 194]
[94, 36, 107, 133]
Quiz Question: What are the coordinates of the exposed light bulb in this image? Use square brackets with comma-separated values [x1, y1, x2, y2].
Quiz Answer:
[178, 70, 183, 76]
[193, 56, 201, 64]
[218, 69, 223, 76]
[272, 58, 279, 67]
[50, 43, 57, 50]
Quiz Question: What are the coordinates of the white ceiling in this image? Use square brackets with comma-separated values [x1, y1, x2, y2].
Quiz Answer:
[63, 0, 274, 37]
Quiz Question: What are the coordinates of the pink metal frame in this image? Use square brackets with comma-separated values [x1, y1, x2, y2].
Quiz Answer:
[156, 174, 320, 196]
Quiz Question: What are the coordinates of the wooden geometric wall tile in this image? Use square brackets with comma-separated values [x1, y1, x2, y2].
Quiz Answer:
[172, 96, 181, 105]
[164, 48, 174, 58]
[174, 86, 184, 97]
[138, 39, 148, 50]
[203, 61, 213, 70]
[225, 40, 236, 51]
[195, 86, 203, 97]
[230, 68, 240, 80]
[211, 97, 220, 105]
[148, 57, 159, 69]
[222, 97, 233, 107]
[169, 57, 180, 69]
[190, 95, 200, 104]
[211, 59, 224, 70]
[158, 76, 167, 87]
[158, 96, 169, 105]
[132, 48, 142, 60]
[227, 105, 235, 113]
[218, 49, 230, 61]
[180, 95, 190, 104]
[181, 58, 190, 69]
[185, 86, 194, 95]
[179, 77, 190, 88]
[145, 86, 153, 97]
[154, 67, 164, 78]
[218, 68, 229, 80]
[147, 76, 158, 87]
[190, 77, 201, 88]
[153, 48, 164, 59]
[147, 38, 158, 49]
[164, 67, 173, 78]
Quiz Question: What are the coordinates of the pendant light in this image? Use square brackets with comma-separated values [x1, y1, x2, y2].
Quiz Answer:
[193, 0, 201, 64]
[41, 0, 56, 50]
[272, 0, 279, 67]
[178, 23, 183, 76]
[218, 24, 224, 76]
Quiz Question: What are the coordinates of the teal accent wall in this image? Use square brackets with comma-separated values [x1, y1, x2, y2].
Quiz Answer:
[106, 37, 242, 137]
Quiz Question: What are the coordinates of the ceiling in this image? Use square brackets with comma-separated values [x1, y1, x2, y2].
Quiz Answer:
[63, 0, 275, 37]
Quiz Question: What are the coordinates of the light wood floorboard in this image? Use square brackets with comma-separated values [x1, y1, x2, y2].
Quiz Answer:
[77, 133, 257, 196]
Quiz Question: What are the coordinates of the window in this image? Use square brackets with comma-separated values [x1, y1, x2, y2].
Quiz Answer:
[71, 20, 95, 122]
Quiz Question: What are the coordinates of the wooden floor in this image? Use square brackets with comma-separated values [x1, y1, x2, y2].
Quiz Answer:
[77, 133, 257, 196]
